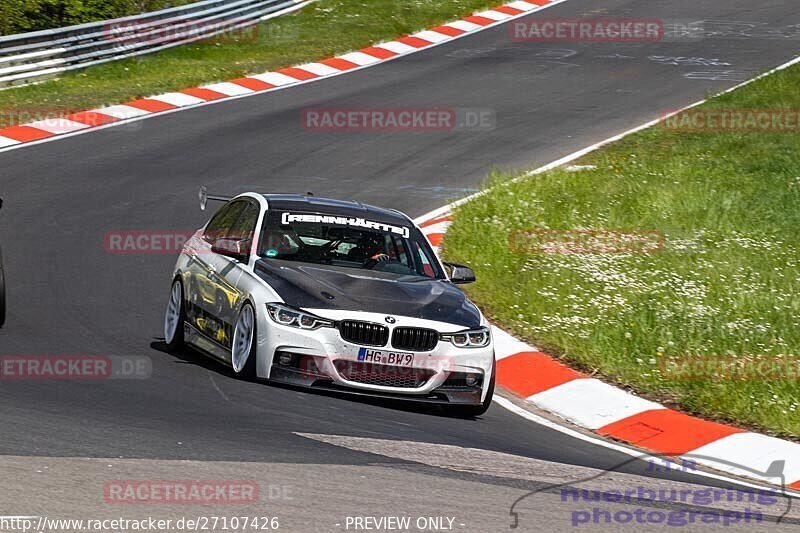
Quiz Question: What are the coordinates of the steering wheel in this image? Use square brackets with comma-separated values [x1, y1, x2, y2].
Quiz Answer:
[363, 255, 401, 270]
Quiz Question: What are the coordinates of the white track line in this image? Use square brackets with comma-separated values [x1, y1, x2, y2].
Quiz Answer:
[495, 397, 800, 498]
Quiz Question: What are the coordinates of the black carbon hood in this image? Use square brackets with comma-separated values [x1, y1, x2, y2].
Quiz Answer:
[254, 260, 481, 328]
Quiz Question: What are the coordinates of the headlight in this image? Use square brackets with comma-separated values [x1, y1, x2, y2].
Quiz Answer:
[440, 326, 491, 348]
[266, 303, 334, 330]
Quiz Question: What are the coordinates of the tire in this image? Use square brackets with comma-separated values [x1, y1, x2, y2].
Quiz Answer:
[449, 362, 495, 418]
[164, 278, 186, 350]
[231, 302, 257, 378]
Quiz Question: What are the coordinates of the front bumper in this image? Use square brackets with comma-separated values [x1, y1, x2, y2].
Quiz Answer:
[269, 356, 485, 405]
[259, 309, 494, 405]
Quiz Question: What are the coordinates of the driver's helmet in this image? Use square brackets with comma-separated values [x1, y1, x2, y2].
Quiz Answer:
[362, 233, 385, 255]
[347, 232, 385, 262]
[261, 229, 297, 256]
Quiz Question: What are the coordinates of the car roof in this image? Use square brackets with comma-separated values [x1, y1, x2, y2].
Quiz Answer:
[261, 194, 413, 227]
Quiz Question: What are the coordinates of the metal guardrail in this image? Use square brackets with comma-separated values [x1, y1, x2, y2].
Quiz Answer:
[0, 0, 313, 88]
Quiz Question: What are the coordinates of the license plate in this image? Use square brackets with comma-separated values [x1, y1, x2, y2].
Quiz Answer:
[357, 347, 414, 367]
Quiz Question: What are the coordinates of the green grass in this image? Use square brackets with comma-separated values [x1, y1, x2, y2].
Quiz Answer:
[0, 0, 502, 127]
[443, 65, 800, 438]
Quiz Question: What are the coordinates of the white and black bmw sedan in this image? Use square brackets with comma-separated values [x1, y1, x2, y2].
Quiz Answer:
[164, 190, 495, 416]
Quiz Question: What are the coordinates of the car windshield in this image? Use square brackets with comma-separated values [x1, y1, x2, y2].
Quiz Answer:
[258, 210, 443, 279]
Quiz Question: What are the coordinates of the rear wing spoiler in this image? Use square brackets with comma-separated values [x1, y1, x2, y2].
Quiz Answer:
[199, 186, 232, 211]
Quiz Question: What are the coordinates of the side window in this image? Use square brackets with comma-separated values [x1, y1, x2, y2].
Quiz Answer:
[387, 234, 411, 268]
[203, 201, 247, 245]
[411, 240, 436, 278]
[229, 201, 260, 246]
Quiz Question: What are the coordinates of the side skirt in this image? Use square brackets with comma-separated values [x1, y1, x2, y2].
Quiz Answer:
[185, 322, 231, 365]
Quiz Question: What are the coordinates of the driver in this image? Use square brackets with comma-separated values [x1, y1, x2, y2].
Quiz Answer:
[261, 229, 299, 257]
[348, 233, 389, 266]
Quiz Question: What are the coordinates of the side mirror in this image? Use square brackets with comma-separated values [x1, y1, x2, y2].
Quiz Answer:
[443, 262, 476, 284]
[212, 238, 250, 262]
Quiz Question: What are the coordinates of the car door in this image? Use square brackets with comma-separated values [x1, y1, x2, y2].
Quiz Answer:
[209, 198, 261, 346]
[186, 200, 248, 347]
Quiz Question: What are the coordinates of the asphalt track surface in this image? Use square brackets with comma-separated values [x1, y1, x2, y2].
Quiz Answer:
[1, 0, 800, 530]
